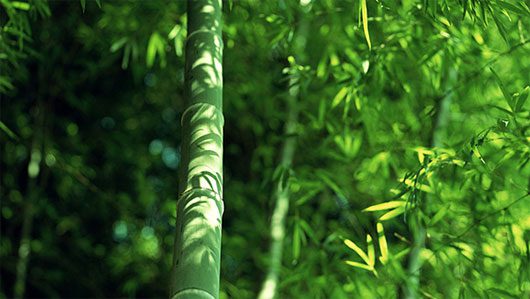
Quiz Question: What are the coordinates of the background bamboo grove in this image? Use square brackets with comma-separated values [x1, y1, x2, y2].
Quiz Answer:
[1, 0, 530, 298]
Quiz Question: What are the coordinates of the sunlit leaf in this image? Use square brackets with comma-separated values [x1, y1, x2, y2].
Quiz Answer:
[497, 1, 530, 17]
[379, 206, 406, 221]
[403, 179, 433, 193]
[366, 234, 375, 267]
[12, 1, 30, 10]
[360, 0, 371, 50]
[332, 86, 349, 108]
[344, 239, 370, 265]
[146, 32, 166, 68]
[344, 260, 372, 271]
[354, 94, 362, 111]
[377, 223, 388, 264]
[363, 201, 406, 212]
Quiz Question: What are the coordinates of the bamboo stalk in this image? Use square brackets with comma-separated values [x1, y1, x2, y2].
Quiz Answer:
[170, 0, 224, 298]
[404, 69, 457, 299]
[258, 13, 308, 299]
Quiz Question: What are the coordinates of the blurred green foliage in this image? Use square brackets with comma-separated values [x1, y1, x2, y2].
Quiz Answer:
[1, 0, 529, 298]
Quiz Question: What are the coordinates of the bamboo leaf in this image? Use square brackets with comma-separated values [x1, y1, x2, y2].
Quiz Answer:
[490, 13, 510, 45]
[147, 32, 166, 68]
[121, 44, 131, 69]
[110, 37, 128, 52]
[490, 104, 513, 115]
[490, 67, 514, 111]
[393, 248, 411, 261]
[367, 235, 375, 267]
[317, 171, 345, 197]
[80, 0, 86, 12]
[379, 206, 406, 221]
[354, 94, 362, 111]
[295, 187, 322, 206]
[344, 239, 370, 265]
[0, 77, 15, 90]
[293, 222, 301, 260]
[298, 219, 318, 244]
[497, 1, 530, 17]
[430, 205, 449, 225]
[377, 223, 388, 264]
[363, 201, 406, 212]
[332, 86, 349, 108]
[486, 288, 519, 298]
[12, 1, 30, 10]
[0, 121, 20, 141]
[360, 0, 372, 50]
[514, 86, 529, 112]
[403, 179, 433, 193]
[344, 260, 372, 271]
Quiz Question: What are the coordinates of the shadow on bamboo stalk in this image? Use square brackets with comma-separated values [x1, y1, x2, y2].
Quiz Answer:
[170, 0, 224, 298]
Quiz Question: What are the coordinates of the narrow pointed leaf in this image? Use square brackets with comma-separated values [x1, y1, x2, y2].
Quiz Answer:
[430, 205, 449, 225]
[403, 179, 433, 193]
[293, 222, 301, 260]
[393, 248, 411, 260]
[298, 219, 318, 243]
[345, 260, 373, 271]
[332, 86, 349, 108]
[515, 86, 529, 112]
[0, 121, 20, 141]
[379, 206, 406, 221]
[490, 67, 514, 110]
[317, 171, 345, 197]
[363, 201, 406, 212]
[344, 239, 370, 265]
[377, 223, 388, 264]
[491, 13, 510, 45]
[110, 37, 128, 52]
[361, 0, 372, 50]
[11, 1, 30, 10]
[367, 235, 375, 267]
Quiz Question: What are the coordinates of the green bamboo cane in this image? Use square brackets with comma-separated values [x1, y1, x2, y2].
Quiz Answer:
[404, 69, 457, 299]
[170, 0, 224, 298]
[258, 13, 308, 299]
